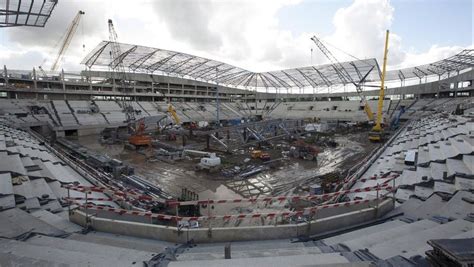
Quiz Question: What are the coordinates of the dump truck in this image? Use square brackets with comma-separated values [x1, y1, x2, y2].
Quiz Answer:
[250, 150, 271, 161]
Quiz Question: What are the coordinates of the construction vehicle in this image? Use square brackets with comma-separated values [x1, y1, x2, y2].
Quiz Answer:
[128, 115, 167, 147]
[311, 35, 375, 122]
[195, 153, 221, 172]
[250, 150, 271, 161]
[168, 104, 181, 125]
[128, 120, 152, 147]
[369, 30, 390, 142]
[184, 150, 221, 172]
[289, 139, 320, 161]
[39, 11, 85, 74]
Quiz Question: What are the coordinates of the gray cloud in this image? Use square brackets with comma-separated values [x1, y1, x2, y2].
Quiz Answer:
[151, 0, 222, 51]
[5, 1, 106, 49]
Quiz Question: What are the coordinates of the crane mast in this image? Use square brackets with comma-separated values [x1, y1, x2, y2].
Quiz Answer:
[310, 36, 374, 121]
[107, 19, 135, 122]
[51, 11, 85, 71]
[369, 30, 390, 142]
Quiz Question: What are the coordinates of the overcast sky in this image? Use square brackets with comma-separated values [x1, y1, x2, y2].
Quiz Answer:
[1, 0, 472, 72]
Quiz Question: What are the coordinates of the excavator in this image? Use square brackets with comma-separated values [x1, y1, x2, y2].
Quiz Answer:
[369, 30, 390, 142]
[128, 115, 167, 147]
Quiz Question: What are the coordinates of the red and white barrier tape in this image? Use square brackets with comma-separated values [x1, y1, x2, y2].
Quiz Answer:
[63, 184, 153, 201]
[64, 197, 116, 202]
[167, 184, 393, 207]
[78, 195, 391, 222]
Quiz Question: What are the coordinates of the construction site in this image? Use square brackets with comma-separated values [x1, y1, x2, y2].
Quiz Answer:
[0, 1, 473, 266]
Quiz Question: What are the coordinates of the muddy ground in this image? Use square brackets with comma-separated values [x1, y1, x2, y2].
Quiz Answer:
[78, 130, 377, 201]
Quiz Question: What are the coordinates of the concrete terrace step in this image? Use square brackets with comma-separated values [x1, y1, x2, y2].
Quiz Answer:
[176, 246, 323, 261]
[67, 231, 172, 253]
[436, 190, 474, 219]
[369, 219, 473, 260]
[0, 238, 141, 267]
[26, 235, 157, 262]
[185, 239, 303, 254]
[446, 158, 473, 178]
[341, 219, 440, 251]
[321, 220, 408, 246]
[170, 253, 350, 267]
[409, 193, 447, 219]
[30, 209, 83, 233]
[0, 208, 65, 239]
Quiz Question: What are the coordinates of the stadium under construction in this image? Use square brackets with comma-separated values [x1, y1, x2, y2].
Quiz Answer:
[0, 1, 473, 266]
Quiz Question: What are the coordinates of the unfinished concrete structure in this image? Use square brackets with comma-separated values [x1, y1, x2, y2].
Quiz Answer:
[0, 19, 473, 266]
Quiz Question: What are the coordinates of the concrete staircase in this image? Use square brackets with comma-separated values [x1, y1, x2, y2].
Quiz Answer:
[30, 209, 83, 233]
[369, 218, 473, 259]
[49, 101, 62, 126]
[0, 235, 156, 267]
[65, 100, 81, 125]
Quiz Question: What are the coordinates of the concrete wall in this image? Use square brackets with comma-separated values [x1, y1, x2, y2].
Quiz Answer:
[70, 199, 394, 243]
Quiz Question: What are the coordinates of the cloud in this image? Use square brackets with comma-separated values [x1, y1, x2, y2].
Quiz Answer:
[1, 0, 470, 75]
[151, 0, 222, 51]
[394, 44, 472, 69]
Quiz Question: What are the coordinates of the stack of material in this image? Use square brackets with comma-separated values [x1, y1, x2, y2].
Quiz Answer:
[426, 238, 474, 266]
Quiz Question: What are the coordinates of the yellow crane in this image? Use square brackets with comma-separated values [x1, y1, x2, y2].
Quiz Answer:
[369, 30, 390, 142]
[168, 104, 181, 125]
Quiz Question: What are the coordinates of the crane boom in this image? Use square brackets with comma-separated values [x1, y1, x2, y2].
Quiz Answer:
[168, 104, 181, 125]
[369, 30, 390, 142]
[310, 36, 354, 85]
[375, 30, 390, 128]
[108, 19, 135, 122]
[50, 11, 85, 71]
[310, 36, 374, 121]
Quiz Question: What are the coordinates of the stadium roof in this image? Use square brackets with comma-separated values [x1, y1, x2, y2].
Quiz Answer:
[82, 41, 473, 89]
[0, 0, 57, 27]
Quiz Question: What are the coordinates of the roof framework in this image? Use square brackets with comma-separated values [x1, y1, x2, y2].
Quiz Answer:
[82, 41, 473, 89]
[0, 0, 57, 27]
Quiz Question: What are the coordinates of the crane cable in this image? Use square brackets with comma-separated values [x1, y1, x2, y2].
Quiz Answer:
[317, 38, 375, 68]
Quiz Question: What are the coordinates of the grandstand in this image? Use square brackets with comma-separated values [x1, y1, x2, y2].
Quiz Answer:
[0, 10, 473, 267]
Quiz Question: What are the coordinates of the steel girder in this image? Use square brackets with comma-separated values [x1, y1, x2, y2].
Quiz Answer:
[81, 42, 473, 90]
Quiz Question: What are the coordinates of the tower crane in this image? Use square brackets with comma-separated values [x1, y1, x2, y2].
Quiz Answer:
[107, 19, 135, 122]
[310, 35, 375, 122]
[369, 30, 390, 142]
[39, 11, 85, 74]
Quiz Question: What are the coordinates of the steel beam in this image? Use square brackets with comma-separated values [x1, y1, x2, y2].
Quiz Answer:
[84, 42, 110, 68]
[146, 53, 178, 72]
[109, 45, 138, 69]
[129, 49, 160, 71]
[162, 56, 196, 73]
[312, 67, 332, 87]
[281, 70, 305, 88]
[295, 69, 319, 88]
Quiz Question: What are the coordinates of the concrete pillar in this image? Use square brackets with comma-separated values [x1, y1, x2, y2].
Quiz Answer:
[3, 65, 8, 87]
[437, 75, 441, 99]
[32, 68, 37, 90]
[454, 70, 460, 98]
[61, 69, 66, 91]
